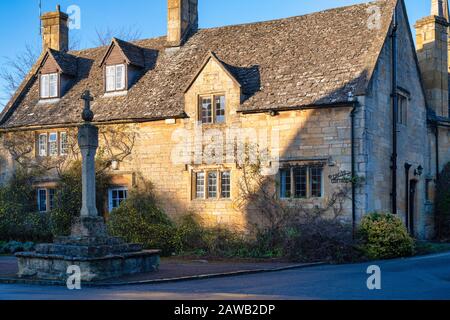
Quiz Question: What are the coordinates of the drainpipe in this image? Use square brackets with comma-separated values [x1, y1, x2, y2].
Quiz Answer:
[435, 124, 440, 180]
[350, 102, 358, 237]
[404, 163, 412, 229]
[435, 123, 441, 239]
[390, 7, 398, 215]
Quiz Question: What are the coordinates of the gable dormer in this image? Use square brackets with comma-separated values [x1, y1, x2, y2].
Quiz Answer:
[99, 38, 145, 95]
[38, 49, 77, 100]
[184, 52, 243, 125]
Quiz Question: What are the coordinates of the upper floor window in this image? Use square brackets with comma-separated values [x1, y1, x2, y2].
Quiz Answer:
[280, 166, 323, 199]
[106, 64, 126, 92]
[60, 132, 69, 155]
[49, 133, 58, 157]
[194, 170, 231, 200]
[397, 94, 408, 125]
[40, 73, 59, 99]
[38, 134, 48, 157]
[38, 132, 68, 157]
[199, 94, 226, 124]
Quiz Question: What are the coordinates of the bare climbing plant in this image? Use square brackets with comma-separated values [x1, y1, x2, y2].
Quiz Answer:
[1, 124, 139, 177]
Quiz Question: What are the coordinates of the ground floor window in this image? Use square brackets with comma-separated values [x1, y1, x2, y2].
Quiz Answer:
[279, 166, 323, 199]
[37, 188, 56, 212]
[108, 187, 128, 212]
[194, 170, 231, 200]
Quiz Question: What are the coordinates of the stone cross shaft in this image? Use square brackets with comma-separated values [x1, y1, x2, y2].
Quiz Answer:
[79, 90, 98, 217]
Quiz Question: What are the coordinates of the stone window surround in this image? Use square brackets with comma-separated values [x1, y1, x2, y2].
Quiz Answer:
[198, 92, 226, 124]
[37, 131, 68, 158]
[192, 168, 232, 201]
[279, 164, 324, 200]
[39, 73, 59, 100]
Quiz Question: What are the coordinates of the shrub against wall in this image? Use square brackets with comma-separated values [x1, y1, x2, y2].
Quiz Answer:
[50, 160, 111, 236]
[107, 178, 180, 255]
[358, 212, 415, 260]
[283, 217, 358, 263]
[436, 162, 450, 241]
[0, 169, 52, 242]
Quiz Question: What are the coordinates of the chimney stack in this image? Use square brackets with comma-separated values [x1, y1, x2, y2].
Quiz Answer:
[415, 0, 449, 118]
[431, 0, 445, 17]
[40, 5, 69, 52]
[167, 0, 198, 47]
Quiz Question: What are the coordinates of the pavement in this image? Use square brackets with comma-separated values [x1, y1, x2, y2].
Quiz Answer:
[0, 256, 310, 285]
[1, 252, 450, 300]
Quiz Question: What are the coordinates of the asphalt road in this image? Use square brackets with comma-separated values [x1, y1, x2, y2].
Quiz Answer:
[1, 252, 450, 300]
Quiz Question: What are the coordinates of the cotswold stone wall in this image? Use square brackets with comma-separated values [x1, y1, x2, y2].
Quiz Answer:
[112, 108, 355, 230]
[90, 56, 355, 229]
[362, 1, 431, 238]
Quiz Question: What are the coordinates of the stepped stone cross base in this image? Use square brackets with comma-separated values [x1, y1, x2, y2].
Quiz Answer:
[16, 216, 160, 282]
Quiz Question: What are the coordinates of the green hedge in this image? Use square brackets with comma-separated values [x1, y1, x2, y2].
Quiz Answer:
[49, 160, 111, 236]
[107, 180, 180, 255]
[358, 212, 415, 260]
[0, 170, 52, 242]
[0, 161, 111, 241]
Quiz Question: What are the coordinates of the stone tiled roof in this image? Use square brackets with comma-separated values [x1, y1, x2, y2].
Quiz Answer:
[0, 0, 397, 129]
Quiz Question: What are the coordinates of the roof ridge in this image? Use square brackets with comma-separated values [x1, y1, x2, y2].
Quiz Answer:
[66, 0, 390, 56]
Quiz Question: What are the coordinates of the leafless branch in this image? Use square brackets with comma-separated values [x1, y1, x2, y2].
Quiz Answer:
[93, 26, 142, 46]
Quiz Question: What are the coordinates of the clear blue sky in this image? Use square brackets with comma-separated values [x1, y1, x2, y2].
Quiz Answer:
[0, 0, 430, 107]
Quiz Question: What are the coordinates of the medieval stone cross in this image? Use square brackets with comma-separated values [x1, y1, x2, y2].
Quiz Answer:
[78, 90, 99, 217]
[81, 90, 94, 122]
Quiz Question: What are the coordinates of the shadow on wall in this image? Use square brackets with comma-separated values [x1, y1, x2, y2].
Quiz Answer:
[239, 69, 371, 229]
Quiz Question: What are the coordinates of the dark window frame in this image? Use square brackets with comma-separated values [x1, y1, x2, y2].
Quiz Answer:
[198, 94, 226, 124]
[279, 165, 324, 199]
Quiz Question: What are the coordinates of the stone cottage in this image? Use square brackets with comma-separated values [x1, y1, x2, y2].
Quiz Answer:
[0, 0, 449, 239]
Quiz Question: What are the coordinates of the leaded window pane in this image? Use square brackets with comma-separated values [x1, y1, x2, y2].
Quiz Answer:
[49, 133, 58, 157]
[294, 167, 307, 198]
[310, 167, 323, 198]
[221, 171, 231, 198]
[39, 134, 48, 157]
[38, 189, 47, 212]
[208, 172, 217, 198]
[280, 169, 291, 198]
[215, 95, 225, 123]
[201, 98, 213, 123]
[196, 172, 205, 199]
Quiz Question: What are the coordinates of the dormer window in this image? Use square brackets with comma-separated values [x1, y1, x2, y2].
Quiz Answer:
[106, 64, 126, 92]
[40, 73, 59, 99]
[38, 49, 78, 101]
[100, 38, 145, 95]
[199, 94, 226, 124]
